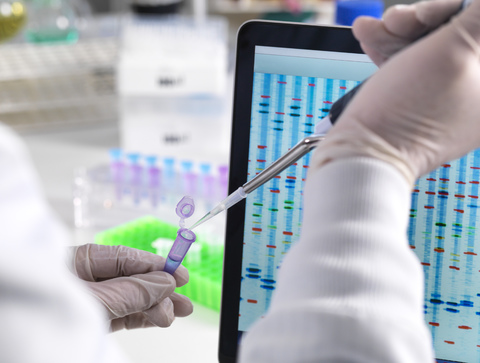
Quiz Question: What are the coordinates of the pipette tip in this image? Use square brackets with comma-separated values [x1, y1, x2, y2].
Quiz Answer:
[190, 202, 226, 230]
[190, 211, 212, 230]
[190, 187, 247, 229]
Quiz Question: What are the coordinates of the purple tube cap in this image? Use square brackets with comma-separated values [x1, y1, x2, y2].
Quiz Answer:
[176, 196, 195, 219]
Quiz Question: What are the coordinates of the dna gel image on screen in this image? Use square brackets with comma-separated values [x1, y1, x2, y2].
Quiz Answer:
[239, 73, 360, 331]
[238, 53, 480, 362]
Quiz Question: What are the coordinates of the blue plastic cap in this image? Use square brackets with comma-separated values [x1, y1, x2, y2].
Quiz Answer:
[164, 158, 175, 168]
[335, 0, 384, 26]
[145, 155, 158, 167]
[181, 160, 193, 172]
[109, 148, 123, 161]
[200, 163, 211, 174]
[127, 153, 141, 164]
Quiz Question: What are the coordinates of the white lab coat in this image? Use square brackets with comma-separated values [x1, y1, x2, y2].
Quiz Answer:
[239, 157, 435, 362]
[0, 124, 126, 363]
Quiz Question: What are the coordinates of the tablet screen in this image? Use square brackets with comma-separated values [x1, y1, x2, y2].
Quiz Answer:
[239, 45, 376, 331]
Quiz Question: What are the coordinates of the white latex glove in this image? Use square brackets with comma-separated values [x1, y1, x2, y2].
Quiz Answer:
[353, 0, 464, 66]
[312, 0, 480, 184]
[70, 244, 193, 332]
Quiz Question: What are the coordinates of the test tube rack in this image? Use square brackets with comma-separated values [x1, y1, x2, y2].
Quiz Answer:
[94, 215, 223, 311]
[73, 150, 229, 243]
[0, 24, 119, 131]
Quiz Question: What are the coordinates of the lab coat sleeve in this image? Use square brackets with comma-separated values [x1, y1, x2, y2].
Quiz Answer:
[239, 157, 434, 362]
[0, 124, 128, 363]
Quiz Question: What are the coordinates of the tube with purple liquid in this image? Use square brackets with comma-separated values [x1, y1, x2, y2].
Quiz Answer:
[164, 196, 197, 275]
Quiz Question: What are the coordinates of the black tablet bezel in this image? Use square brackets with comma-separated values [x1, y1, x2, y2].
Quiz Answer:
[218, 20, 365, 363]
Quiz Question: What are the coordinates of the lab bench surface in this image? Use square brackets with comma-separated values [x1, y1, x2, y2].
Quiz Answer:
[21, 122, 221, 363]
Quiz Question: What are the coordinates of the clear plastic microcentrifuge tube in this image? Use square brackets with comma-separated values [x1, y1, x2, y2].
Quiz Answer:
[164, 196, 197, 275]
[164, 228, 196, 275]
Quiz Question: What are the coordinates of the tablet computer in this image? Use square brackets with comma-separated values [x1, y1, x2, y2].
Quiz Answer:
[219, 20, 480, 363]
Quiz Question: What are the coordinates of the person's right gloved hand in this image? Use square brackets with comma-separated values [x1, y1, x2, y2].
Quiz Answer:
[353, 0, 464, 66]
[311, 0, 480, 185]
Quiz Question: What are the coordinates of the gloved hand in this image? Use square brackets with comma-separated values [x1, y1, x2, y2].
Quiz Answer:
[353, 0, 464, 66]
[69, 244, 193, 332]
[312, 0, 480, 184]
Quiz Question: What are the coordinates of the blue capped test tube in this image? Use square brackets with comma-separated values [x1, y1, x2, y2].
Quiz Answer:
[163, 157, 176, 193]
[164, 196, 196, 275]
[145, 155, 160, 186]
[145, 155, 161, 207]
[181, 160, 198, 196]
[200, 163, 215, 199]
[109, 148, 124, 200]
[127, 153, 143, 204]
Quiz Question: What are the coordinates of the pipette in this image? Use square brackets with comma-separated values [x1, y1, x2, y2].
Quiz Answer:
[190, 61, 365, 232]
[190, 0, 473, 230]
[190, 133, 326, 230]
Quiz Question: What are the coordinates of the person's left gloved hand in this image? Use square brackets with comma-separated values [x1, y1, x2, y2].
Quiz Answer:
[69, 244, 193, 332]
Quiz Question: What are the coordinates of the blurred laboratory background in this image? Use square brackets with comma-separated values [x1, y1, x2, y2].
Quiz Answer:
[0, 0, 413, 361]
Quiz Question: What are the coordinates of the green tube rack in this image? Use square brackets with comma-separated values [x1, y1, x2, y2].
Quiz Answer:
[94, 216, 223, 311]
